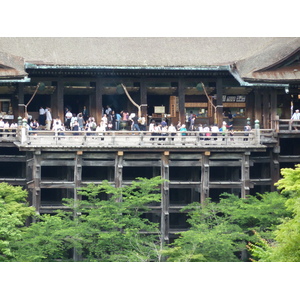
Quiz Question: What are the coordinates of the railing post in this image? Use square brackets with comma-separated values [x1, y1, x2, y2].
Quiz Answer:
[254, 119, 260, 145]
[21, 126, 27, 144]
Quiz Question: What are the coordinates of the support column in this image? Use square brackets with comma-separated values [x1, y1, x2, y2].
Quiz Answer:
[161, 151, 170, 244]
[95, 78, 103, 124]
[32, 150, 42, 214]
[270, 148, 280, 191]
[201, 152, 210, 204]
[254, 89, 262, 125]
[17, 82, 25, 118]
[73, 151, 83, 262]
[241, 152, 250, 198]
[52, 79, 64, 121]
[115, 151, 123, 192]
[178, 79, 185, 124]
[140, 79, 148, 119]
[262, 89, 270, 129]
[216, 78, 223, 127]
[270, 89, 278, 130]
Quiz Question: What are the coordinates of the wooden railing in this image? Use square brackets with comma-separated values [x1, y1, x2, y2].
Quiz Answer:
[14, 129, 268, 148]
[0, 129, 18, 142]
[276, 119, 300, 131]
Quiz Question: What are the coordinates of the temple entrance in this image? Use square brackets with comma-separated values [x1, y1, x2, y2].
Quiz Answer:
[102, 94, 129, 114]
[64, 95, 89, 116]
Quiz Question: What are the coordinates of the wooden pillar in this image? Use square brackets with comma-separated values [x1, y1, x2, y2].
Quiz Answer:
[140, 79, 148, 120]
[216, 78, 223, 127]
[270, 89, 278, 130]
[254, 89, 262, 125]
[201, 152, 210, 204]
[52, 79, 64, 121]
[178, 79, 185, 124]
[17, 82, 25, 117]
[32, 150, 41, 214]
[161, 151, 170, 244]
[95, 78, 103, 124]
[241, 152, 250, 198]
[73, 151, 83, 261]
[262, 89, 270, 129]
[270, 148, 280, 191]
[115, 151, 123, 191]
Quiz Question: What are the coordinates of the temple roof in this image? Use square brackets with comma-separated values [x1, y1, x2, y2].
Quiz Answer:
[0, 37, 299, 83]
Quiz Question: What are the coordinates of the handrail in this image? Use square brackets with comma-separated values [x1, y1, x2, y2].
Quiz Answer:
[276, 119, 300, 131]
[14, 128, 268, 148]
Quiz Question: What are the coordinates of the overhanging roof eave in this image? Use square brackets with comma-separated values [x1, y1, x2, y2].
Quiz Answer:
[24, 62, 230, 72]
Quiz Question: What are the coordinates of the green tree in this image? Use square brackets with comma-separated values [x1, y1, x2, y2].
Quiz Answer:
[12, 212, 75, 262]
[0, 183, 35, 261]
[249, 164, 300, 261]
[71, 176, 164, 262]
[12, 177, 164, 262]
[163, 191, 288, 262]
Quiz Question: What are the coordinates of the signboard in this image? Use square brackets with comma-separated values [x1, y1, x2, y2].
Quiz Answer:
[154, 106, 165, 114]
[222, 95, 246, 103]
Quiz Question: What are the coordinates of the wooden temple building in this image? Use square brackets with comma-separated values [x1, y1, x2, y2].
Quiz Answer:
[1, 37, 300, 241]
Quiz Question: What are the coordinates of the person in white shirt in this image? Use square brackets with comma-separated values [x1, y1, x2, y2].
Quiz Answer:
[291, 109, 300, 130]
[39, 106, 46, 126]
[65, 109, 73, 130]
[45, 107, 52, 130]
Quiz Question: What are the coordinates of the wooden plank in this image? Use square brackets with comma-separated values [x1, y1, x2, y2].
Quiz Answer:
[82, 161, 115, 167]
[41, 160, 75, 166]
[169, 161, 201, 166]
[123, 161, 161, 167]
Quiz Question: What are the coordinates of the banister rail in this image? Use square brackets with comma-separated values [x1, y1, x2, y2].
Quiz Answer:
[276, 119, 300, 131]
[12, 128, 270, 148]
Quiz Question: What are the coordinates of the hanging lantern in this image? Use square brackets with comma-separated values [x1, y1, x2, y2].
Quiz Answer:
[38, 82, 46, 91]
[196, 83, 204, 91]
[116, 84, 124, 94]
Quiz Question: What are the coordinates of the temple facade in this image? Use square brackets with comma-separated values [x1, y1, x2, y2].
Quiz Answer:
[1, 37, 300, 241]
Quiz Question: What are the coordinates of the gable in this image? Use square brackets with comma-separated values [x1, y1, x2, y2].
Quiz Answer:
[0, 52, 27, 80]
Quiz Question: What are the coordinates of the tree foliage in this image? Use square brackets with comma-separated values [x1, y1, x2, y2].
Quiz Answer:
[249, 164, 300, 262]
[11, 176, 164, 262]
[163, 191, 288, 262]
[0, 183, 35, 261]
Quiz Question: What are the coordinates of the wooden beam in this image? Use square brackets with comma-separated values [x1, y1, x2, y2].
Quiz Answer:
[178, 79, 185, 124]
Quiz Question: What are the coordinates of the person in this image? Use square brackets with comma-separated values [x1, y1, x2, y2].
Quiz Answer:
[77, 113, 84, 131]
[227, 110, 233, 128]
[65, 109, 72, 130]
[168, 123, 177, 136]
[291, 109, 300, 130]
[244, 124, 252, 141]
[105, 105, 112, 116]
[130, 113, 140, 131]
[30, 119, 39, 130]
[115, 112, 121, 130]
[121, 110, 129, 121]
[45, 107, 52, 130]
[82, 106, 89, 122]
[161, 118, 167, 128]
[72, 120, 80, 136]
[211, 124, 219, 140]
[176, 121, 182, 131]
[139, 115, 147, 131]
[10, 122, 17, 137]
[3, 121, 10, 136]
[179, 124, 187, 136]
[101, 114, 108, 128]
[96, 121, 107, 133]
[52, 117, 63, 131]
[70, 114, 78, 130]
[110, 111, 116, 130]
[39, 106, 46, 126]
[189, 116, 195, 131]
